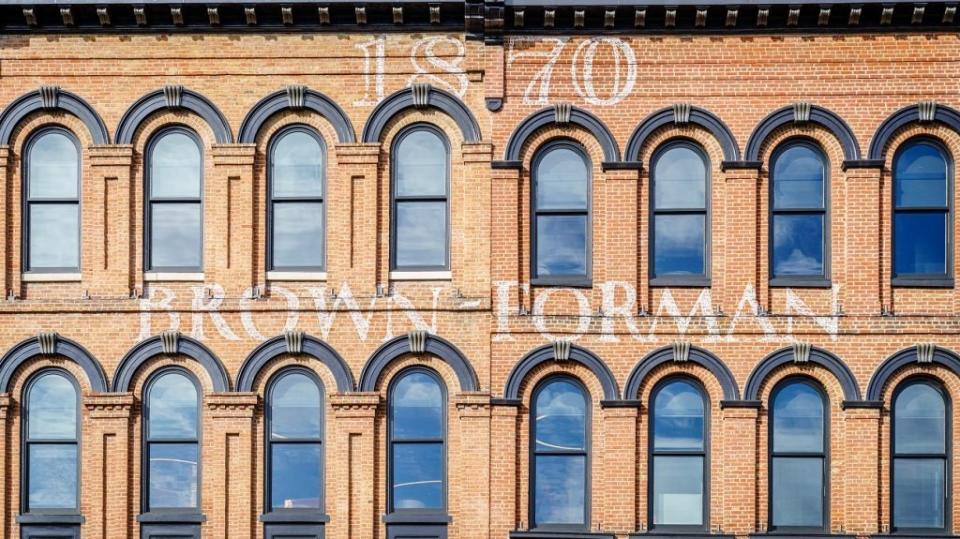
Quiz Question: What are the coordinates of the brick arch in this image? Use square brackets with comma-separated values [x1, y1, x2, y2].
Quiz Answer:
[869, 103, 960, 161]
[624, 345, 739, 401]
[115, 87, 233, 144]
[504, 344, 619, 401]
[112, 334, 230, 392]
[0, 87, 109, 145]
[745, 346, 861, 402]
[625, 105, 739, 163]
[236, 334, 354, 392]
[745, 104, 860, 162]
[867, 345, 960, 401]
[0, 335, 107, 393]
[358, 334, 478, 392]
[362, 86, 480, 144]
[503, 106, 620, 164]
[238, 87, 355, 144]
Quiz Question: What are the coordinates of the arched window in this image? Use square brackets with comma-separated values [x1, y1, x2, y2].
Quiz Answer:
[893, 138, 953, 285]
[268, 127, 326, 272]
[651, 141, 709, 285]
[531, 376, 589, 530]
[531, 141, 591, 285]
[770, 141, 829, 284]
[892, 378, 949, 532]
[266, 369, 324, 512]
[22, 370, 79, 513]
[144, 369, 200, 512]
[391, 126, 449, 271]
[650, 378, 707, 531]
[388, 368, 446, 512]
[23, 128, 81, 272]
[146, 127, 203, 272]
[769, 378, 827, 532]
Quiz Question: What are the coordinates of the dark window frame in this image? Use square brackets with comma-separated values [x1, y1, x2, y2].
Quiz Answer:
[144, 125, 204, 273]
[768, 138, 832, 288]
[22, 126, 82, 273]
[264, 366, 326, 516]
[20, 368, 81, 515]
[530, 139, 593, 288]
[528, 374, 592, 533]
[386, 366, 448, 515]
[649, 138, 711, 287]
[266, 125, 327, 272]
[141, 366, 203, 516]
[890, 375, 952, 535]
[647, 375, 710, 533]
[892, 136, 954, 288]
[767, 376, 829, 534]
[389, 123, 451, 272]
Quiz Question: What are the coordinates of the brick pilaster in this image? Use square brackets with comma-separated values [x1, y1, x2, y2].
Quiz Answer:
[454, 393, 492, 539]
[210, 145, 257, 293]
[843, 165, 884, 315]
[88, 146, 135, 297]
[721, 404, 760, 535]
[601, 404, 639, 534]
[601, 168, 640, 287]
[491, 167, 522, 306]
[84, 393, 135, 539]
[329, 393, 380, 539]
[331, 145, 381, 295]
[842, 405, 881, 535]
[490, 403, 519, 538]
[459, 143, 494, 297]
[204, 393, 259, 539]
[0, 394, 12, 539]
[721, 167, 762, 313]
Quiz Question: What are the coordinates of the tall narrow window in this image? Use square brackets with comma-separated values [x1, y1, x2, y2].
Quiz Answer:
[269, 127, 326, 271]
[651, 141, 709, 284]
[267, 369, 324, 511]
[769, 378, 827, 531]
[391, 126, 449, 271]
[771, 142, 828, 283]
[531, 376, 589, 530]
[23, 370, 79, 513]
[892, 379, 949, 532]
[146, 128, 203, 272]
[650, 378, 707, 531]
[893, 139, 952, 285]
[144, 369, 200, 512]
[532, 141, 591, 285]
[389, 368, 446, 512]
[24, 128, 81, 272]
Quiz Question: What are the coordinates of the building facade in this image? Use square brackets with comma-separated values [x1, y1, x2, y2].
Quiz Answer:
[0, 1, 958, 538]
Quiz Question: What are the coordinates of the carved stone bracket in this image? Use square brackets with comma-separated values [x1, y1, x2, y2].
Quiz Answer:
[792, 341, 812, 364]
[552, 339, 571, 361]
[160, 330, 180, 355]
[672, 340, 691, 363]
[284, 330, 304, 354]
[408, 330, 428, 353]
[915, 342, 936, 363]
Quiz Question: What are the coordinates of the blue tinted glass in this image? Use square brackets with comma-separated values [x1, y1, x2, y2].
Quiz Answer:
[535, 379, 586, 452]
[148, 372, 198, 439]
[654, 145, 707, 209]
[273, 201, 324, 269]
[654, 380, 704, 451]
[149, 443, 198, 509]
[895, 383, 945, 454]
[395, 201, 446, 268]
[771, 457, 824, 527]
[272, 130, 324, 198]
[894, 458, 945, 529]
[895, 142, 948, 208]
[28, 373, 77, 439]
[654, 214, 705, 276]
[395, 130, 446, 197]
[534, 454, 586, 526]
[773, 145, 825, 209]
[653, 455, 703, 526]
[271, 443, 322, 509]
[536, 215, 587, 277]
[392, 443, 443, 509]
[392, 372, 443, 439]
[894, 212, 947, 276]
[150, 132, 201, 199]
[28, 131, 78, 199]
[28, 444, 77, 509]
[772, 214, 824, 277]
[271, 372, 322, 439]
[150, 203, 202, 269]
[773, 382, 824, 453]
[29, 204, 79, 270]
[536, 146, 589, 210]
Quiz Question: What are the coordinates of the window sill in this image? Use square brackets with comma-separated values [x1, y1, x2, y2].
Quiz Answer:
[17, 514, 85, 524]
[511, 530, 616, 539]
[389, 271, 451, 281]
[530, 276, 592, 288]
[143, 272, 204, 282]
[267, 271, 327, 281]
[749, 534, 856, 539]
[631, 534, 735, 539]
[260, 511, 329, 524]
[769, 277, 832, 288]
[871, 535, 960, 538]
[649, 276, 711, 288]
[892, 277, 954, 288]
[137, 512, 206, 523]
[383, 512, 451, 524]
[21, 272, 82, 282]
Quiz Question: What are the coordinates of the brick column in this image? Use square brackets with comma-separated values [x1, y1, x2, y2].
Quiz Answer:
[87, 146, 135, 297]
[329, 393, 380, 539]
[0, 147, 10, 298]
[331, 145, 381, 294]
[601, 404, 639, 534]
[721, 166, 762, 313]
[491, 166, 522, 305]
[842, 405, 881, 535]
[489, 402, 519, 537]
[204, 393, 259, 539]
[0, 394, 12, 539]
[843, 165, 884, 315]
[209, 145, 257, 292]
[84, 393, 135, 539]
[720, 403, 760, 535]
[601, 168, 640, 286]
[453, 393, 491, 539]
[459, 143, 493, 296]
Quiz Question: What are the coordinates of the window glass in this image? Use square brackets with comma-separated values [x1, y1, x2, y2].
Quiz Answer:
[533, 144, 590, 279]
[271, 373, 322, 439]
[536, 215, 588, 277]
[28, 444, 78, 509]
[893, 140, 951, 279]
[532, 378, 588, 528]
[272, 130, 324, 198]
[892, 381, 948, 531]
[28, 131, 79, 199]
[893, 459, 945, 529]
[653, 456, 703, 525]
[272, 202, 324, 268]
[150, 132, 201, 198]
[534, 454, 586, 525]
[149, 443, 199, 508]
[395, 130, 447, 197]
[392, 371, 443, 439]
[895, 142, 948, 207]
[895, 383, 945, 453]
[653, 214, 706, 276]
[652, 143, 709, 279]
[894, 212, 947, 275]
[390, 370, 445, 512]
[534, 379, 587, 451]
[271, 444, 322, 509]
[654, 145, 707, 209]
[25, 372, 79, 512]
[395, 202, 447, 268]
[536, 147, 589, 209]
[149, 372, 199, 439]
[770, 380, 826, 530]
[392, 443, 444, 509]
[772, 382, 824, 452]
[28, 373, 77, 439]
[653, 380, 704, 451]
[773, 145, 824, 209]
[29, 205, 80, 270]
[150, 204, 202, 269]
[771, 457, 824, 527]
[771, 143, 827, 279]
[773, 214, 824, 277]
